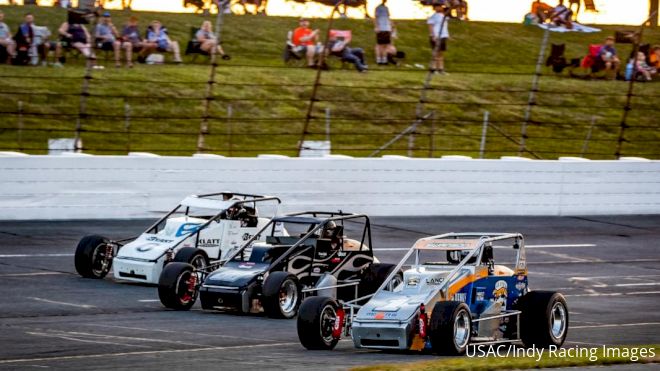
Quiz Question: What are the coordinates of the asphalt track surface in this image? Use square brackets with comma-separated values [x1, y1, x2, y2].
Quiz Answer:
[0, 216, 659, 370]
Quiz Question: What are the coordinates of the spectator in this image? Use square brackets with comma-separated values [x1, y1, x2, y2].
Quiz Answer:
[449, 0, 469, 21]
[427, 2, 449, 74]
[0, 11, 16, 64]
[373, 0, 392, 65]
[292, 18, 320, 68]
[597, 36, 619, 78]
[58, 18, 95, 61]
[146, 20, 182, 64]
[13, 13, 35, 64]
[121, 16, 153, 67]
[328, 29, 367, 73]
[531, 0, 553, 23]
[649, 45, 660, 69]
[634, 51, 656, 81]
[32, 25, 64, 67]
[95, 12, 122, 67]
[196, 20, 229, 59]
[548, 0, 573, 29]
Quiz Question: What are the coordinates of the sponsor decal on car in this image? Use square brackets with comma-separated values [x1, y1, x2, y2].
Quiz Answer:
[453, 292, 467, 302]
[198, 238, 221, 248]
[372, 311, 397, 320]
[136, 243, 159, 252]
[492, 280, 508, 309]
[407, 276, 420, 287]
[425, 277, 443, 285]
[146, 236, 174, 244]
[242, 233, 253, 241]
[175, 223, 201, 237]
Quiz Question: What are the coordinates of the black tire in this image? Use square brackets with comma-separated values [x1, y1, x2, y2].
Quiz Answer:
[262, 271, 301, 319]
[158, 262, 199, 310]
[173, 247, 209, 269]
[429, 301, 472, 355]
[74, 235, 112, 279]
[297, 296, 340, 350]
[516, 291, 569, 348]
[358, 263, 403, 298]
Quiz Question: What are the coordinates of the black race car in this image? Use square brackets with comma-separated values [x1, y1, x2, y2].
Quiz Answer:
[158, 212, 401, 318]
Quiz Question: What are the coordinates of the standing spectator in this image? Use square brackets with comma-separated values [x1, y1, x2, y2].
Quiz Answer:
[328, 29, 367, 73]
[196, 20, 229, 59]
[59, 18, 95, 61]
[373, 0, 392, 65]
[597, 36, 619, 78]
[146, 20, 182, 64]
[292, 18, 320, 68]
[95, 12, 122, 67]
[427, 2, 449, 74]
[0, 11, 16, 64]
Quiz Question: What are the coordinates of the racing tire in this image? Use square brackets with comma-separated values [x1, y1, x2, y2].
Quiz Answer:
[74, 235, 113, 279]
[516, 291, 568, 348]
[262, 271, 301, 319]
[158, 262, 199, 311]
[358, 263, 403, 298]
[429, 301, 472, 356]
[173, 247, 209, 269]
[297, 296, 341, 350]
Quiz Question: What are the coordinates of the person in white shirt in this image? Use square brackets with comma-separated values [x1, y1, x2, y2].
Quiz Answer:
[373, 0, 393, 65]
[427, 2, 450, 74]
[0, 11, 16, 63]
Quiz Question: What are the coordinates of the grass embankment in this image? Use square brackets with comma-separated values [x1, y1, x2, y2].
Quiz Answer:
[0, 5, 658, 158]
[353, 344, 660, 371]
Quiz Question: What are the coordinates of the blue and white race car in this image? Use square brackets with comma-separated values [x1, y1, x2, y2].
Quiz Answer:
[73, 192, 283, 284]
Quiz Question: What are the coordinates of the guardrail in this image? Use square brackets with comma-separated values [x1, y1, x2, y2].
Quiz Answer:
[0, 153, 658, 220]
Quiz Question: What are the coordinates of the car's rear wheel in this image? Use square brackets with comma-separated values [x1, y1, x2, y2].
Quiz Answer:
[262, 271, 301, 319]
[429, 301, 472, 355]
[158, 262, 199, 310]
[297, 296, 340, 350]
[173, 247, 209, 270]
[516, 291, 569, 348]
[74, 235, 113, 279]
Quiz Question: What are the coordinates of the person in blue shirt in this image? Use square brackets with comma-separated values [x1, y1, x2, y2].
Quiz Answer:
[145, 20, 182, 63]
[597, 36, 620, 78]
[14, 13, 34, 53]
[95, 12, 122, 67]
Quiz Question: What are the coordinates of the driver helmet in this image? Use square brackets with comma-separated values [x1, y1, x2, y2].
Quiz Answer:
[322, 221, 337, 238]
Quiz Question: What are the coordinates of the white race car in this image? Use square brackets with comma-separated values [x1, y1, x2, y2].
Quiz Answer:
[73, 192, 283, 284]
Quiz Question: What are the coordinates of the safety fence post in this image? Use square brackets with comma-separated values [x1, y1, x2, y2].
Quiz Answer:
[479, 110, 489, 159]
[520, 27, 549, 157]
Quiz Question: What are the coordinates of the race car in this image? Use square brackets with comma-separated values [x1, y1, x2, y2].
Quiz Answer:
[297, 233, 569, 355]
[158, 212, 402, 318]
[73, 192, 282, 284]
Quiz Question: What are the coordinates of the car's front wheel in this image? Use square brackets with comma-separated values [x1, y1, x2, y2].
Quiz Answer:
[74, 235, 113, 279]
[429, 301, 472, 355]
[297, 296, 341, 350]
[517, 291, 569, 348]
[262, 271, 301, 319]
[158, 262, 199, 310]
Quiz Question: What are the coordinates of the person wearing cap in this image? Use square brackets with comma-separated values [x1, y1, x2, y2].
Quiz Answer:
[291, 18, 320, 68]
[95, 12, 122, 67]
[427, 2, 450, 74]
[597, 36, 619, 77]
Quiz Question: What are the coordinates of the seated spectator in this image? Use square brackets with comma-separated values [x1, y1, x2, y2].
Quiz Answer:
[121, 16, 152, 67]
[195, 20, 229, 59]
[0, 11, 16, 64]
[32, 25, 64, 67]
[95, 12, 122, 67]
[58, 18, 96, 61]
[634, 51, 656, 81]
[597, 36, 619, 78]
[548, 0, 573, 29]
[531, 0, 553, 23]
[13, 13, 35, 65]
[292, 18, 320, 68]
[649, 45, 660, 69]
[328, 29, 367, 73]
[146, 20, 182, 63]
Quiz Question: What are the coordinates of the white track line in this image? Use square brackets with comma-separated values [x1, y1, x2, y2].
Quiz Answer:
[137, 299, 160, 302]
[0, 341, 299, 364]
[26, 332, 152, 349]
[374, 243, 596, 251]
[29, 297, 95, 309]
[572, 322, 660, 329]
[0, 253, 73, 258]
[0, 272, 64, 277]
[565, 291, 660, 297]
[88, 324, 284, 343]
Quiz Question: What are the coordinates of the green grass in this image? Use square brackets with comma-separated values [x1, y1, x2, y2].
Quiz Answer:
[0, 5, 659, 158]
[352, 344, 660, 371]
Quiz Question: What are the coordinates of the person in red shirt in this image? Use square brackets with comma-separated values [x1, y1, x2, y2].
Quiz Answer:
[292, 18, 320, 67]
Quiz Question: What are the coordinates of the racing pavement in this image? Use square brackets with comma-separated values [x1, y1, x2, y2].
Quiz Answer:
[0, 216, 659, 370]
